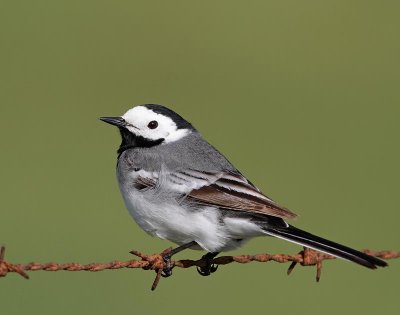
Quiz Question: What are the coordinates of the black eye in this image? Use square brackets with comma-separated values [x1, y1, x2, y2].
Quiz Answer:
[147, 120, 158, 129]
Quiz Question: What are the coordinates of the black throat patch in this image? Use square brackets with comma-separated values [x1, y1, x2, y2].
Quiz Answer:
[117, 128, 164, 157]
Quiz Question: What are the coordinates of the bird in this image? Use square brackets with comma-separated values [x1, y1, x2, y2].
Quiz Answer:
[100, 104, 387, 277]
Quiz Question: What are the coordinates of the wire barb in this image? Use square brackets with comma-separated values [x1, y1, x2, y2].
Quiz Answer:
[0, 246, 29, 280]
[0, 245, 398, 291]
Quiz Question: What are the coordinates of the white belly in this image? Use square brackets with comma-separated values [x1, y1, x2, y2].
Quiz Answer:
[117, 171, 264, 252]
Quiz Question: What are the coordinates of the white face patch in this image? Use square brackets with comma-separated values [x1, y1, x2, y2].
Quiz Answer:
[122, 106, 191, 143]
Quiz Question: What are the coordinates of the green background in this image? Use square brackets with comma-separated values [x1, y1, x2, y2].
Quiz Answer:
[0, 1, 398, 314]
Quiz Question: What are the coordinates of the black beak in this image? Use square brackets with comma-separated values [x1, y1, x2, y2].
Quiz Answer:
[99, 116, 126, 127]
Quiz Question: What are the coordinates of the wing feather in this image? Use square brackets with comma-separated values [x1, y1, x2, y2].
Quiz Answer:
[134, 169, 297, 220]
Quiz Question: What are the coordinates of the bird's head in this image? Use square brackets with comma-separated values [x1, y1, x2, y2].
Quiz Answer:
[100, 104, 195, 151]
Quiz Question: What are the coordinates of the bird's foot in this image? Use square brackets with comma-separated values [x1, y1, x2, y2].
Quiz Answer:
[161, 252, 174, 278]
[197, 252, 219, 276]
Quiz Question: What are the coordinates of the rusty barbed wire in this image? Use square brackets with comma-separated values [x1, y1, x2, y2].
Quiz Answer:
[0, 246, 398, 290]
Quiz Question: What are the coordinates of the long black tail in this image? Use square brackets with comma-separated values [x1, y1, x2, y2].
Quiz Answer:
[264, 225, 387, 269]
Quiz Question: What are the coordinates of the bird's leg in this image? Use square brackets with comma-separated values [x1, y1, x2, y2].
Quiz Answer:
[161, 241, 197, 278]
[197, 252, 220, 276]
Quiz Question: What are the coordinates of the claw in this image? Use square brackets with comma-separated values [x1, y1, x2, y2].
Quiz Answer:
[197, 253, 219, 276]
[210, 264, 218, 273]
[197, 266, 209, 276]
[161, 254, 173, 278]
[161, 270, 172, 278]
[196, 264, 218, 276]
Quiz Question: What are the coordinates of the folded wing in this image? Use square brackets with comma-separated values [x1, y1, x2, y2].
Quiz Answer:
[135, 168, 297, 220]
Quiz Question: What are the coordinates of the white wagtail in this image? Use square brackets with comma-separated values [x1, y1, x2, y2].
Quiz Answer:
[100, 104, 387, 276]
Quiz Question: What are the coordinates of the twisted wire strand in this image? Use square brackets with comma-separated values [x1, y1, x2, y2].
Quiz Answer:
[1, 246, 398, 290]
